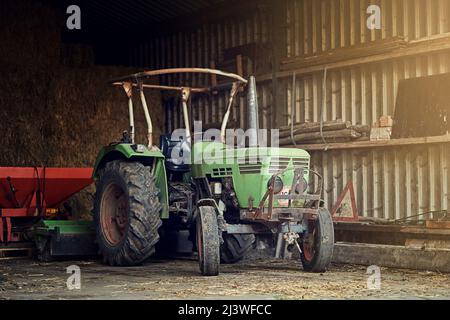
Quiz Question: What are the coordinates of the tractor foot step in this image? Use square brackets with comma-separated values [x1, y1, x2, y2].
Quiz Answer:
[0, 244, 35, 260]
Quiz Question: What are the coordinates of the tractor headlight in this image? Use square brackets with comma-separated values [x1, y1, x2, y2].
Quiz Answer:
[132, 144, 146, 153]
[295, 177, 308, 194]
[212, 182, 222, 195]
[268, 176, 284, 194]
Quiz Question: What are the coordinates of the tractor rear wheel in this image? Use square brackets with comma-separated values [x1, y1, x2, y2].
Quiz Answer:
[94, 160, 162, 266]
[196, 206, 220, 276]
[300, 208, 334, 273]
[220, 234, 255, 264]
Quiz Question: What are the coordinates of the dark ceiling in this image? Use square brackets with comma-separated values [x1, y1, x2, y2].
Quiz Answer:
[48, 0, 228, 39]
[84, 0, 226, 33]
[44, 0, 257, 65]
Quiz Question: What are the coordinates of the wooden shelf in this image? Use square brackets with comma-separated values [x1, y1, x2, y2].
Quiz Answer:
[256, 33, 450, 82]
[282, 134, 450, 151]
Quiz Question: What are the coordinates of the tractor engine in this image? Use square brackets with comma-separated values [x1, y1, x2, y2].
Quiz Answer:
[168, 182, 195, 226]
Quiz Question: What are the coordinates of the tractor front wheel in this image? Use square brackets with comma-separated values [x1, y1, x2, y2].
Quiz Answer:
[196, 206, 220, 276]
[94, 160, 162, 266]
[300, 208, 335, 273]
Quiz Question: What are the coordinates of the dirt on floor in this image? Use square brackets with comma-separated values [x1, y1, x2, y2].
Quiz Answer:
[1, 257, 450, 300]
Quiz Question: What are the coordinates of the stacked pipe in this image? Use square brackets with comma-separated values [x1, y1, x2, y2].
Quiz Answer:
[278, 119, 370, 146]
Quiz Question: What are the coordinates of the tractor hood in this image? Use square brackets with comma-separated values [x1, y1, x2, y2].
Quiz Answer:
[191, 141, 311, 208]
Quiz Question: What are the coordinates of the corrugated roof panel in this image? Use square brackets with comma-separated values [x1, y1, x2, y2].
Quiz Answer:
[84, 0, 227, 33]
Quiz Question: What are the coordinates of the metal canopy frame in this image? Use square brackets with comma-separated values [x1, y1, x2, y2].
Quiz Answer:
[111, 68, 248, 147]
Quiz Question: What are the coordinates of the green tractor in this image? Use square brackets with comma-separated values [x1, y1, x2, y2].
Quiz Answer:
[92, 68, 334, 276]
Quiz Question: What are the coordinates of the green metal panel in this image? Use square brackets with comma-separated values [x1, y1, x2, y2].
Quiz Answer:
[92, 143, 169, 219]
[153, 157, 169, 219]
[93, 143, 164, 177]
[191, 142, 311, 208]
[34, 220, 94, 235]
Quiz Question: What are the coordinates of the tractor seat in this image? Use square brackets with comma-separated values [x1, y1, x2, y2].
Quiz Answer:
[160, 135, 191, 172]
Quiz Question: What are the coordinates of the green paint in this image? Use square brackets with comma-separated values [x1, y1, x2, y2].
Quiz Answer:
[191, 141, 310, 208]
[92, 143, 164, 177]
[93, 141, 311, 217]
[152, 157, 169, 219]
[34, 220, 94, 235]
[92, 143, 169, 219]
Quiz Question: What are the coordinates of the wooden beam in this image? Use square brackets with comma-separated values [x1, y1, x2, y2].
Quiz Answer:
[256, 33, 450, 82]
[284, 134, 450, 151]
[333, 242, 450, 272]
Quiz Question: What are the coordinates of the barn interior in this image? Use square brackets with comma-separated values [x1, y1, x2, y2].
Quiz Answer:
[1, 0, 450, 300]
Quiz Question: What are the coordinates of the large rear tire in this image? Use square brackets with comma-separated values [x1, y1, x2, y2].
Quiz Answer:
[196, 206, 220, 276]
[94, 160, 162, 266]
[300, 208, 334, 273]
[220, 234, 255, 264]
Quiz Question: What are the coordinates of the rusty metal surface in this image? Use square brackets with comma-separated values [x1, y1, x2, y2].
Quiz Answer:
[111, 68, 248, 88]
[243, 167, 322, 223]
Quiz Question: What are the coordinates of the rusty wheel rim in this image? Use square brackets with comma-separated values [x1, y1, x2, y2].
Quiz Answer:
[100, 183, 129, 246]
[302, 220, 317, 262]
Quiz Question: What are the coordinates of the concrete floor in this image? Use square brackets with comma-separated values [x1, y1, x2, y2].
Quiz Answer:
[1, 257, 450, 300]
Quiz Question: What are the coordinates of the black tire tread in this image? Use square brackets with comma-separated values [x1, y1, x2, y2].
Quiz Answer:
[94, 160, 162, 266]
[197, 206, 220, 276]
[220, 234, 255, 264]
[300, 208, 334, 273]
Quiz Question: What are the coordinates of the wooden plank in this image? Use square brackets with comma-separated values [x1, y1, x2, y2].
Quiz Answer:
[426, 220, 450, 229]
[335, 221, 450, 236]
[283, 134, 450, 151]
[333, 242, 450, 272]
[256, 34, 450, 82]
[280, 36, 408, 70]
[406, 239, 450, 250]
[279, 119, 350, 135]
[279, 128, 361, 146]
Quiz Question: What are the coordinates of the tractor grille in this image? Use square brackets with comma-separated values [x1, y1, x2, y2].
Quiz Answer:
[239, 163, 263, 174]
[268, 157, 309, 174]
[212, 167, 233, 177]
[238, 156, 263, 174]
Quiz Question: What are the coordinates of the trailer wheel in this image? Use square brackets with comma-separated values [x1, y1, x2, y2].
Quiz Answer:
[94, 160, 162, 266]
[196, 206, 220, 276]
[300, 208, 334, 273]
[220, 234, 255, 264]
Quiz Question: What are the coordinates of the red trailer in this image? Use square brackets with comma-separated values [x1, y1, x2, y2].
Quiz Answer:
[0, 167, 94, 258]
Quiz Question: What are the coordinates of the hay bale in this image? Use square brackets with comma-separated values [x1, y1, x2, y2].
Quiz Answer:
[0, 0, 165, 216]
[0, 0, 62, 71]
[44, 66, 163, 167]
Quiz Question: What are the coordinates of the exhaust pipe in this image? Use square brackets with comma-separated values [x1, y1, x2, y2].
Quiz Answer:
[247, 76, 259, 147]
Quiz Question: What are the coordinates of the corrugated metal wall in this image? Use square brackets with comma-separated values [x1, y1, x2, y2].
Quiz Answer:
[128, 8, 273, 132]
[285, 0, 450, 127]
[283, 0, 450, 219]
[128, 0, 450, 220]
[310, 145, 449, 220]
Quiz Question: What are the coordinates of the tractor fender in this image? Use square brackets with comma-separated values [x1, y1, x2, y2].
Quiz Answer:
[92, 144, 169, 219]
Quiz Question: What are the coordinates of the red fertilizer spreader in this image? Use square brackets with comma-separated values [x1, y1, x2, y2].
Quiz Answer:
[0, 167, 95, 259]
